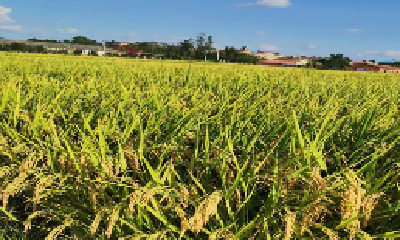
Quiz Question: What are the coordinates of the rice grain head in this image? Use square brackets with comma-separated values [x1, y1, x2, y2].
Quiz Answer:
[33, 175, 55, 211]
[189, 191, 223, 233]
[284, 210, 296, 240]
[209, 228, 235, 240]
[45, 217, 73, 240]
[105, 205, 120, 238]
[3, 172, 29, 208]
[362, 192, 384, 227]
[24, 211, 47, 232]
[90, 210, 104, 235]
[340, 170, 365, 238]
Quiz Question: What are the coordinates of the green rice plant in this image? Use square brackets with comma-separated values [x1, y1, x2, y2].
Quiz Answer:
[0, 52, 398, 239]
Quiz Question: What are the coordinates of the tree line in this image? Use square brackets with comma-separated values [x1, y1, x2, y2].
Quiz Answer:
[306, 54, 352, 70]
[0, 42, 99, 55]
[22, 32, 260, 64]
[2, 33, 359, 68]
[27, 36, 101, 46]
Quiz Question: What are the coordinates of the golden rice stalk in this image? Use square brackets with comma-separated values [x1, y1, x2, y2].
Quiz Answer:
[0, 134, 8, 154]
[235, 189, 241, 208]
[130, 230, 168, 240]
[0, 165, 17, 179]
[59, 153, 66, 173]
[175, 205, 189, 239]
[45, 217, 73, 240]
[209, 228, 235, 239]
[24, 211, 48, 232]
[33, 175, 55, 211]
[132, 186, 168, 206]
[124, 147, 140, 173]
[189, 191, 223, 233]
[340, 170, 365, 239]
[362, 192, 384, 227]
[101, 156, 116, 181]
[90, 210, 104, 235]
[284, 210, 296, 240]
[3, 172, 29, 208]
[18, 156, 37, 174]
[178, 184, 189, 208]
[358, 230, 373, 240]
[105, 205, 120, 238]
[299, 167, 333, 235]
[312, 222, 339, 240]
[91, 192, 98, 211]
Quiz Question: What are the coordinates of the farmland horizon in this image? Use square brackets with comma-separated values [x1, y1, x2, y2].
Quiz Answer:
[0, 52, 399, 239]
[1, 1, 400, 62]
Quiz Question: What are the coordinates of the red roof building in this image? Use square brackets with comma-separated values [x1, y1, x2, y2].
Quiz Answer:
[349, 62, 400, 73]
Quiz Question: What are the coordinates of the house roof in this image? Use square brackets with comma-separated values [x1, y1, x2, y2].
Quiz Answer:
[106, 45, 148, 54]
[275, 56, 294, 60]
[352, 62, 377, 66]
[260, 59, 301, 65]
[376, 65, 400, 70]
[352, 62, 400, 70]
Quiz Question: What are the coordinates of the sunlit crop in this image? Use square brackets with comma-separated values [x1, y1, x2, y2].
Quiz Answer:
[0, 52, 399, 239]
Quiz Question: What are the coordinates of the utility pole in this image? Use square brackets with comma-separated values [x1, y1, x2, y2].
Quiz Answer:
[102, 40, 109, 56]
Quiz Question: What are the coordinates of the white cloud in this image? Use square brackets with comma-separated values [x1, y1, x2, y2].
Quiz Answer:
[0, 25, 23, 32]
[0, 6, 24, 33]
[254, 30, 267, 36]
[259, 44, 280, 51]
[128, 32, 138, 38]
[234, 0, 292, 8]
[0, 6, 14, 23]
[342, 28, 361, 33]
[384, 51, 400, 57]
[307, 44, 317, 49]
[57, 28, 80, 34]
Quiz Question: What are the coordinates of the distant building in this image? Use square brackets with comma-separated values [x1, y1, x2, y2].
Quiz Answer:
[238, 46, 252, 55]
[105, 45, 150, 57]
[0, 39, 105, 56]
[260, 58, 309, 67]
[253, 51, 280, 60]
[377, 60, 400, 66]
[110, 42, 138, 46]
[110, 41, 161, 46]
[349, 61, 400, 73]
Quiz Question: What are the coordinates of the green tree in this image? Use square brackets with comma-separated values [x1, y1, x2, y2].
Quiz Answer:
[325, 54, 351, 70]
[195, 32, 206, 59]
[306, 56, 318, 68]
[10, 42, 24, 51]
[205, 35, 214, 51]
[179, 39, 195, 59]
[71, 36, 98, 45]
[392, 61, 400, 67]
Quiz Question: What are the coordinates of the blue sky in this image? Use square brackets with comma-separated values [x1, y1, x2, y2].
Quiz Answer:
[1, 0, 400, 61]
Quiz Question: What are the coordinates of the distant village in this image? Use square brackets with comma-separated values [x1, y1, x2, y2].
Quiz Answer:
[1, 38, 400, 73]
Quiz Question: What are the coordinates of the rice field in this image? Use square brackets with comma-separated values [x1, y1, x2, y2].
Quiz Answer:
[0, 52, 399, 239]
